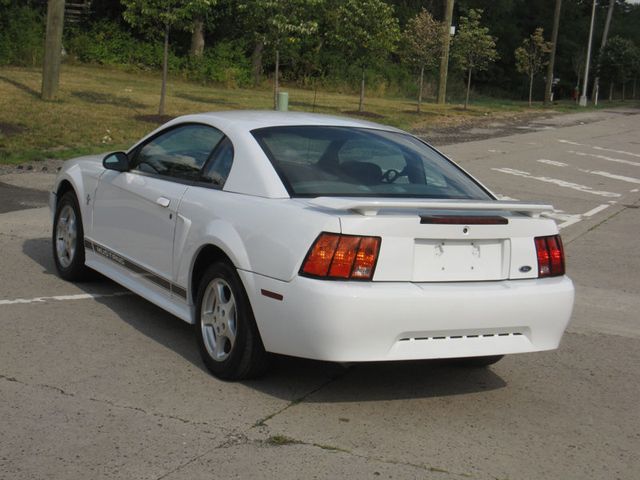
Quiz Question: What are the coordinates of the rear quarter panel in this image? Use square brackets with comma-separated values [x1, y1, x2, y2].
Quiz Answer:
[175, 187, 340, 295]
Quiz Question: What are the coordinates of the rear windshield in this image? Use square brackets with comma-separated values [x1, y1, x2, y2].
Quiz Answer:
[251, 126, 492, 199]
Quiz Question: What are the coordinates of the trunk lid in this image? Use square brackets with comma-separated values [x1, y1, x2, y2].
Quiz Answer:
[306, 197, 558, 282]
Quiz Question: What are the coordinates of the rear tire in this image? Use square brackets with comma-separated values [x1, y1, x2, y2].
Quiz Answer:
[52, 191, 91, 281]
[195, 262, 269, 380]
[450, 355, 504, 368]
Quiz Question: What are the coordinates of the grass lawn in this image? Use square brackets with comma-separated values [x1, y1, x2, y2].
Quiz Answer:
[0, 64, 632, 165]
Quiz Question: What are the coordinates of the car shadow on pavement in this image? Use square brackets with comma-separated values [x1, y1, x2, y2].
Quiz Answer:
[23, 237, 507, 402]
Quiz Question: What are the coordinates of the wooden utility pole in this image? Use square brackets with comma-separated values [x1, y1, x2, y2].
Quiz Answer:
[592, 0, 616, 105]
[544, 0, 562, 105]
[41, 0, 65, 101]
[437, 0, 455, 105]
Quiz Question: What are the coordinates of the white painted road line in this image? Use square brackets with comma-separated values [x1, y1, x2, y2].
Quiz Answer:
[559, 139, 640, 158]
[583, 204, 611, 217]
[568, 150, 640, 167]
[581, 170, 640, 185]
[492, 168, 621, 198]
[555, 204, 611, 230]
[538, 159, 569, 167]
[0, 291, 132, 306]
[558, 217, 583, 229]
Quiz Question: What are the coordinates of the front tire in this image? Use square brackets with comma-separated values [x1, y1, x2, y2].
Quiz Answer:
[195, 262, 269, 380]
[52, 191, 91, 281]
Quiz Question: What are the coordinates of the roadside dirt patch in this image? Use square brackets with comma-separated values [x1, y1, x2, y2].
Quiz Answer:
[72, 91, 146, 110]
[416, 111, 555, 146]
[0, 158, 65, 175]
[0, 122, 27, 137]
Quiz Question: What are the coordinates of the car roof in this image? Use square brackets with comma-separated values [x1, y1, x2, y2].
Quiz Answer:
[132, 111, 408, 200]
[171, 110, 404, 134]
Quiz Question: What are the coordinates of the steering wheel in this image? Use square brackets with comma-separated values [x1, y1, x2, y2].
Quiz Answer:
[381, 168, 401, 184]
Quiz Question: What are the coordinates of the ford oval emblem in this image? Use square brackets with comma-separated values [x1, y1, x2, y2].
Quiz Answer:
[519, 265, 532, 273]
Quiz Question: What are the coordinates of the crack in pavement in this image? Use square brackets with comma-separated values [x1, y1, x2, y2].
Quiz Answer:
[0, 373, 223, 430]
[252, 367, 352, 428]
[565, 199, 638, 246]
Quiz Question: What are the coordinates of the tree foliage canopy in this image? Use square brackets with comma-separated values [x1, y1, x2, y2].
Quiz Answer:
[401, 8, 441, 71]
[237, 0, 321, 48]
[599, 35, 638, 84]
[331, 0, 400, 69]
[121, 0, 213, 33]
[451, 9, 498, 74]
[515, 27, 552, 78]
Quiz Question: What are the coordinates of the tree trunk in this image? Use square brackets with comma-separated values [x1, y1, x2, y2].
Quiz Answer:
[464, 67, 472, 110]
[41, 0, 65, 100]
[544, 0, 562, 105]
[528, 72, 534, 107]
[159, 26, 169, 115]
[609, 82, 614, 101]
[622, 82, 626, 101]
[592, 0, 616, 103]
[359, 67, 365, 112]
[190, 17, 205, 57]
[633, 77, 637, 99]
[273, 49, 280, 110]
[417, 65, 424, 113]
[251, 40, 264, 86]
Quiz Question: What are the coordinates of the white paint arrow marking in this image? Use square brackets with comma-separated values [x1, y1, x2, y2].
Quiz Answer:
[538, 159, 569, 167]
[0, 291, 132, 306]
[559, 139, 640, 158]
[568, 150, 640, 167]
[580, 170, 640, 185]
[492, 168, 621, 198]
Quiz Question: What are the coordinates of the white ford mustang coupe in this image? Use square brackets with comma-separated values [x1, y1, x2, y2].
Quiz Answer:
[51, 111, 574, 379]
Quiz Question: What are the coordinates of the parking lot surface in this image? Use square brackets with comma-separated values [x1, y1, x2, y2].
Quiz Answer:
[1, 108, 639, 479]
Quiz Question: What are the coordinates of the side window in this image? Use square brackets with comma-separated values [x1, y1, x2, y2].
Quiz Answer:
[201, 137, 234, 187]
[134, 124, 224, 181]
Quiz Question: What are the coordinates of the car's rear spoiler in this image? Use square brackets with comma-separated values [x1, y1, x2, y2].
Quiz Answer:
[307, 197, 553, 217]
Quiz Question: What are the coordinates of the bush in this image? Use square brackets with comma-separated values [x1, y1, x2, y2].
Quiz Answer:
[183, 42, 252, 88]
[65, 21, 182, 72]
[0, 5, 44, 66]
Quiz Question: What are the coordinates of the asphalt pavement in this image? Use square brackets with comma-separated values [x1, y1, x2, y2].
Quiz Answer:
[1, 108, 639, 480]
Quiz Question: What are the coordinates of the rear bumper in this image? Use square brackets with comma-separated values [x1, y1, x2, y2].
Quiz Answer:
[241, 272, 575, 362]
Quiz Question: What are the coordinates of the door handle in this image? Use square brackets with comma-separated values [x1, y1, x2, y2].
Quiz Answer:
[156, 197, 170, 208]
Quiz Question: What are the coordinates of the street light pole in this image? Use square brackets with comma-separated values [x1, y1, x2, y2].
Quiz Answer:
[579, 0, 597, 107]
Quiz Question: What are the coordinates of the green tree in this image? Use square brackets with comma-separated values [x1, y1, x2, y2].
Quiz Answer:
[331, 0, 400, 112]
[121, 0, 212, 114]
[401, 8, 441, 113]
[451, 8, 498, 109]
[599, 36, 637, 101]
[515, 27, 552, 106]
[237, 0, 320, 106]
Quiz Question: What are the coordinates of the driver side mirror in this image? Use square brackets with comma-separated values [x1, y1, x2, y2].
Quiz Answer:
[103, 151, 130, 172]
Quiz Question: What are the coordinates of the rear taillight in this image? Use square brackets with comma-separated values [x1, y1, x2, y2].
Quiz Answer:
[301, 233, 381, 280]
[534, 235, 565, 277]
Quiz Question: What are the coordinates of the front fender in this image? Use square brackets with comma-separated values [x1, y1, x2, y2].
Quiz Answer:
[51, 157, 103, 234]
